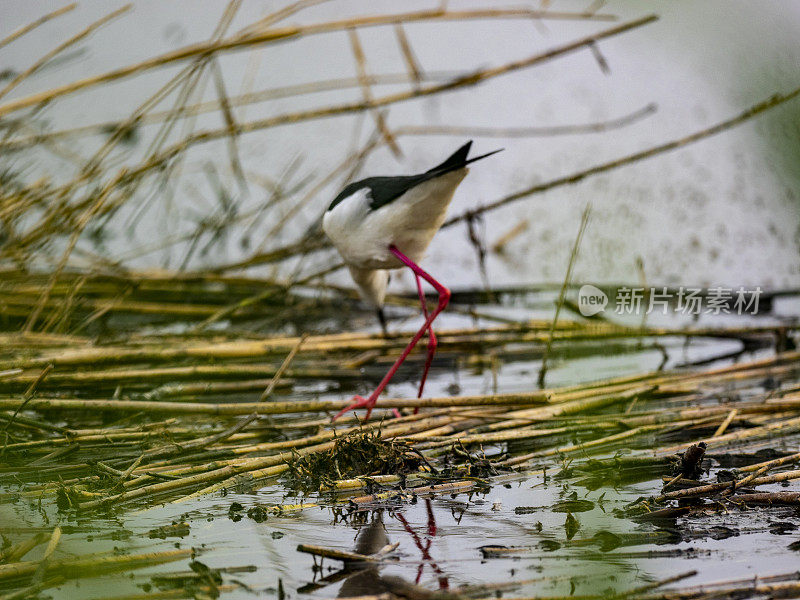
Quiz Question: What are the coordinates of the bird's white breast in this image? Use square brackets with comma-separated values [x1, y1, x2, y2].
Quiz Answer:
[322, 187, 376, 265]
[323, 168, 467, 270]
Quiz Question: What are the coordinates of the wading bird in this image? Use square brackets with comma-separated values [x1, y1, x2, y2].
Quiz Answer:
[323, 141, 501, 420]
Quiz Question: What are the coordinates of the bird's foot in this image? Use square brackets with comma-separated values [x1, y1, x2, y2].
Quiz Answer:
[331, 393, 401, 422]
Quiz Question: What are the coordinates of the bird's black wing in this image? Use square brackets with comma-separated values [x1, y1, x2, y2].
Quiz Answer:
[364, 141, 474, 211]
[326, 141, 502, 213]
[365, 175, 430, 211]
[326, 175, 424, 212]
[327, 180, 368, 212]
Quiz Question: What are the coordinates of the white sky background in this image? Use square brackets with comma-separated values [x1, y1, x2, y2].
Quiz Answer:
[1, 0, 799, 290]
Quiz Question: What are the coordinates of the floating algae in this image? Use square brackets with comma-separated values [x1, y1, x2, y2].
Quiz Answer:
[284, 429, 422, 493]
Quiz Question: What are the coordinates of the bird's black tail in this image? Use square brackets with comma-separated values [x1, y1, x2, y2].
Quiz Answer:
[426, 140, 503, 176]
[427, 141, 472, 173]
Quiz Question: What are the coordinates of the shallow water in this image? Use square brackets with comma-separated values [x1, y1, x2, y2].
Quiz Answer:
[2, 296, 798, 599]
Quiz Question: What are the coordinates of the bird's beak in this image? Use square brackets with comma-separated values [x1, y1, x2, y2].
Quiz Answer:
[376, 308, 388, 336]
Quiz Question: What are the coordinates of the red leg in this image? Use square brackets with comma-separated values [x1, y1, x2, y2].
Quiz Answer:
[332, 245, 450, 422]
[415, 273, 438, 407]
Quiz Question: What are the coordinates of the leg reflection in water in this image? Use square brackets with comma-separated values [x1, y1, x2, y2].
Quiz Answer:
[394, 499, 448, 590]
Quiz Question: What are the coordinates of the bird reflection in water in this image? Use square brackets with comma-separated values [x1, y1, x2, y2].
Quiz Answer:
[336, 500, 449, 598]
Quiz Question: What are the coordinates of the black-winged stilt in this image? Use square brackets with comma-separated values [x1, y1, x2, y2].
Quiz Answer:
[322, 141, 502, 421]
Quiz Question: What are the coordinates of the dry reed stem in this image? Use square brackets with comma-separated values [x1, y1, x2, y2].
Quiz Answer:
[0, 72, 457, 151]
[297, 544, 382, 563]
[210, 59, 247, 187]
[110, 16, 656, 187]
[0, 9, 651, 268]
[0, 363, 355, 387]
[1, 323, 789, 371]
[2, 295, 269, 318]
[722, 464, 771, 495]
[22, 169, 129, 332]
[242, 0, 335, 33]
[0, 7, 621, 119]
[728, 492, 800, 505]
[607, 571, 699, 600]
[0, 3, 77, 51]
[30, 526, 61, 585]
[0, 578, 65, 600]
[634, 578, 800, 600]
[393, 104, 658, 138]
[0, 532, 49, 563]
[657, 414, 800, 456]
[500, 424, 662, 467]
[654, 469, 800, 502]
[2, 329, 798, 515]
[414, 424, 583, 448]
[6, 4, 241, 283]
[87, 412, 457, 506]
[394, 24, 423, 86]
[0, 548, 191, 581]
[220, 81, 800, 276]
[0, 5, 132, 101]
[712, 408, 737, 437]
[219, 408, 467, 456]
[99, 411, 445, 476]
[0, 385, 649, 416]
[324, 473, 407, 492]
[259, 333, 308, 400]
[349, 29, 402, 156]
[735, 450, 800, 473]
[444, 83, 800, 228]
[80, 585, 239, 600]
[1, 363, 53, 442]
[539, 203, 591, 386]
